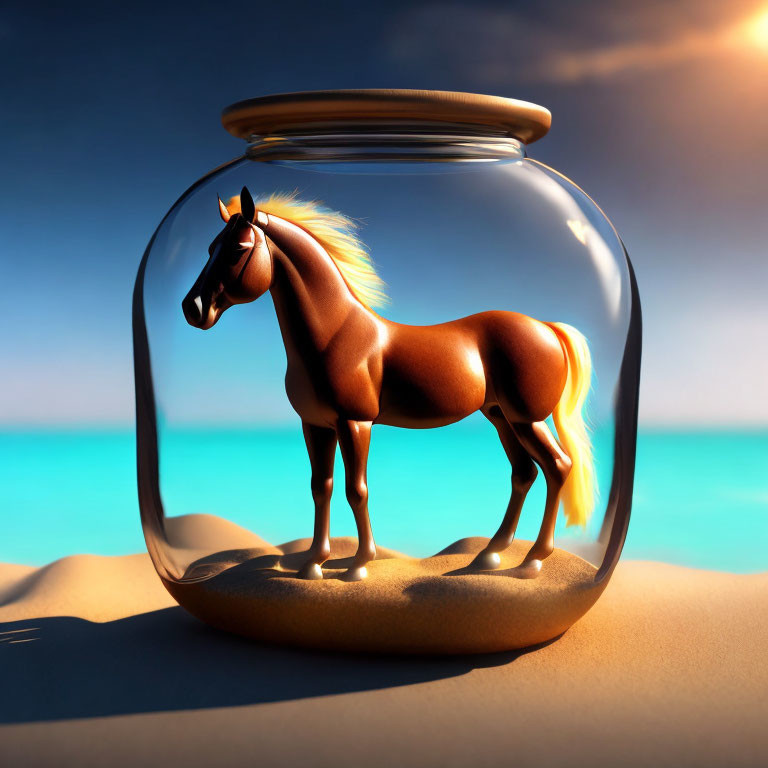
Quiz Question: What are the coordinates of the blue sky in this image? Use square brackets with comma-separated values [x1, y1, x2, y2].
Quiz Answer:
[2, 0, 767, 426]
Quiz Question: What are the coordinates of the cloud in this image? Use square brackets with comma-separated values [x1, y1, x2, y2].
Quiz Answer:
[533, 10, 767, 83]
[385, 2, 768, 84]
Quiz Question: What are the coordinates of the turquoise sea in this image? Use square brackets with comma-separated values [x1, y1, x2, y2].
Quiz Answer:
[1, 427, 766, 572]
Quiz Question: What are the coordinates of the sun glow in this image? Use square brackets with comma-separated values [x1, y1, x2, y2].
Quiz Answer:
[742, 8, 768, 50]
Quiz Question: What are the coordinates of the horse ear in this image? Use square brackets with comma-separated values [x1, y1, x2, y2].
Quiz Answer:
[240, 186, 256, 223]
[218, 195, 231, 223]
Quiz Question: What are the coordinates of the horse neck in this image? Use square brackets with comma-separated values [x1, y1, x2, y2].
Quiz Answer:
[263, 215, 368, 355]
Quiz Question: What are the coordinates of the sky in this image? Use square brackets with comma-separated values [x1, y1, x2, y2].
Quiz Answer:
[1, 0, 767, 427]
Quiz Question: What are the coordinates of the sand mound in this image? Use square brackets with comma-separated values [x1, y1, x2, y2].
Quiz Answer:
[165, 513, 275, 552]
[0, 554, 176, 623]
[167, 531, 604, 654]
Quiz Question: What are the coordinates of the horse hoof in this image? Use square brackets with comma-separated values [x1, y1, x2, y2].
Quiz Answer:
[472, 550, 501, 571]
[298, 562, 324, 580]
[518, 559, 542, 579]
[343, 566, 368, 582]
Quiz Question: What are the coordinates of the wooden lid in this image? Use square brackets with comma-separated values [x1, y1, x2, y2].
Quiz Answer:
[222, 89, 551, 144]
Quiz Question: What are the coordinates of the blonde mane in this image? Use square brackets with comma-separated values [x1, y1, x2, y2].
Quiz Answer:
[226, 192, 387, 309]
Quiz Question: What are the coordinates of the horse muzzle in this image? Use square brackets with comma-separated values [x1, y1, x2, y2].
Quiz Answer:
[182, 291, 223, 330]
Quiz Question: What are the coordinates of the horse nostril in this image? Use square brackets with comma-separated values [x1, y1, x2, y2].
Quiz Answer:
[183, 295, 204, 324]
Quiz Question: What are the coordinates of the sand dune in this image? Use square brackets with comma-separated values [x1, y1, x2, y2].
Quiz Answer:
[165, 513, 276, 552]
[0, 553, 176, 623]
[1, 514, 766, 767]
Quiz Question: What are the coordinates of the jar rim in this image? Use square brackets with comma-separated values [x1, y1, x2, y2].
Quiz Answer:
[222, 89, 551, 144]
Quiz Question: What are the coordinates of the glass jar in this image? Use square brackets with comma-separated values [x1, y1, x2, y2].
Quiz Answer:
[133, 90, 641, 653]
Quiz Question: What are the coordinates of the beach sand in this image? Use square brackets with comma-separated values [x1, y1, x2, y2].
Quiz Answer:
[1, 514, 767, 767]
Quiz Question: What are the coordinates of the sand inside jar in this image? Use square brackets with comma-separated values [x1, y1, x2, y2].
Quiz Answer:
[160, 514, 606, 654]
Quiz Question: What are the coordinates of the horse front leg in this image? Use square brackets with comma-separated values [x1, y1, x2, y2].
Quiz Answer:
[336, 419, 376, 581]
[297, 422, 337, 580]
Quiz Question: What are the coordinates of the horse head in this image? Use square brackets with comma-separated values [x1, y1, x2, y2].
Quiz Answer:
[182, 186, 272, 329]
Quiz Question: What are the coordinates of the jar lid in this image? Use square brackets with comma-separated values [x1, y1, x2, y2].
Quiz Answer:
[222, 89, 551, 144]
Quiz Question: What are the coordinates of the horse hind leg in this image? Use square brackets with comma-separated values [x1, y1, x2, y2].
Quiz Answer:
[511, 420, 572, 574]
[473, 406, 538, 571]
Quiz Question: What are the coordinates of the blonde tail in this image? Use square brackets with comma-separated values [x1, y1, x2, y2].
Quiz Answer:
[546, 322, 595, 528]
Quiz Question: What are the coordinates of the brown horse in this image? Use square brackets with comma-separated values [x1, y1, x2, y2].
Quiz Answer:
[182, 187, 595, 581]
